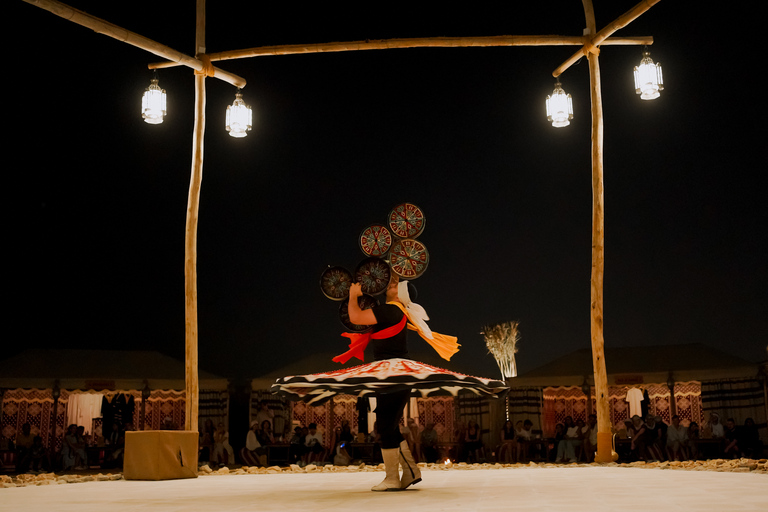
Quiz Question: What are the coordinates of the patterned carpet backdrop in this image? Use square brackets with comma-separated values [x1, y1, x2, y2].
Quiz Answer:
[1, 388, 228, 452]
[542, 382, 704, 436]
[288, 394, 457, 448]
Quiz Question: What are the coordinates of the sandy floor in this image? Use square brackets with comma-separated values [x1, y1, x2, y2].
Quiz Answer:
[1, 466, 767, 512]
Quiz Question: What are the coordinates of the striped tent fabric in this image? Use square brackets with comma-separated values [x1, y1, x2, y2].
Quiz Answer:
[701, 377, 767, 432]
[272, 358, 508, 405]
[506, 387, 544, 431]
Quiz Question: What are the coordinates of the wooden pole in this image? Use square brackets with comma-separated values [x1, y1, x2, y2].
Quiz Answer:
[582, 0, 613, 464]
[184, 0, 207, 433]
[554, 0, 661, 77]
[147, 35, 653, 69]
[21, 0, 245, 88]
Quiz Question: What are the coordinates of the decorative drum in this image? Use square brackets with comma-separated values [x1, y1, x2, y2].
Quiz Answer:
[355, 257, 391, 296]
[389, 238, 429, 279]
[388, 203, 426, 239]
[359, 224, 393, 257]
[320, 266, 353, 301]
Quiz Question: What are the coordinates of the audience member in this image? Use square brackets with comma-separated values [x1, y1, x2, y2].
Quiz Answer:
[687, 421, 700, 460]
[62, 424, 88, 470]
[420, 422, 440, 463]
[303, 423, 324, 463]
[257, 420, 276, 447]
[212, 422, 236, 467]
[333, 430, 352, 466]
[644, 416, 664, 461]
[628, 415, 648, 461]
[339, 420, 355, 444]
[28, 435, 50, 473]
[104, 422, 125, 468]
[584, 414, 598, 462]
[723, 418, 740, 458]
[14, 423, 35, 473]
[499, 420, 517, 463]
[367, 422, 381, 444]
[739, 418, 762, 459]
[254, 401, 274, 430]
[464, 420, 485, 463]
[516, 419, 533, 462]
[241, 420, 267, 467]
[665, 415, 688, 461]
[288, 426, 306, 464]
[554, 422, 573, 463]
[161, 416, 176, 430]
[708, 412, 724, 438]
[199, 419, 215, 464]
[555, 416, 580, 463]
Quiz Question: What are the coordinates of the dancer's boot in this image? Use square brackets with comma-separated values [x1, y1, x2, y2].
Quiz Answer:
[399, 441, 422, 489]
[371, 448, 401, 491]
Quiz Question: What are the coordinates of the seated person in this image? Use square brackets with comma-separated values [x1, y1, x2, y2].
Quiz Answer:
[499, 420, 517, 463]
[104, 422, 125, 468]
[241, 420, 267, 466]
[288, 426, 306, 464]
[644, 416, 664, 461]
[583, 414, 598, 462]
[628, 415, 648, 462]
[14, 423, 35, 473]
[739, 418, 763, 459]
[212, 422, 236, 467]
[62, 424, 88, 470]
[723, 418, 740, 458]
[516, 419, 533, 461]
[28, 436, 51, 473]
[419, 423, 440, 463]
[464, 420, 485, 463]
[665, 415, 688, 461]
[303, 423, 324, 463]
[257, 420, 276, 447]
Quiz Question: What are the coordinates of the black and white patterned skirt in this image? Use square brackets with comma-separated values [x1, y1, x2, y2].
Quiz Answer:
[271, 358, 508, 405]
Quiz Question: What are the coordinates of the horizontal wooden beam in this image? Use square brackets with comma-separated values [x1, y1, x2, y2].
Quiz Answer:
[553, 0, 662, 77]
[22, 0, 246, 88]
[146, 35, 653, 70]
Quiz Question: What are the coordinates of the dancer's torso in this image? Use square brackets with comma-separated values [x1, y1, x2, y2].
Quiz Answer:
[370, 303, 408, 361]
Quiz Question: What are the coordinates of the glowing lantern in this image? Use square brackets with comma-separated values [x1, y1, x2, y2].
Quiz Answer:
[545, 80, 573, 128]
[226, 90, 252, 138]
[634, 50, 663, 100]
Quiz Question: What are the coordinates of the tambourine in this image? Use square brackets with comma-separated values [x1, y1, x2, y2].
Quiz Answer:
[355, 257, 391, 296]
[339, 294, 379, 332]
[319, 266, 353, 300]
[389, 238, 429, 279]
[359, 224, 393, 257]
[388, 203, 426, 239]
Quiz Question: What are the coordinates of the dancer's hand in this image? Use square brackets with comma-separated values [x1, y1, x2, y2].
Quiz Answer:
[349, 282, 363, 301]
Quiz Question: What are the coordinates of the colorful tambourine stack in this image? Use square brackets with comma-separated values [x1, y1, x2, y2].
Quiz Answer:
[319, 202, 430, 332]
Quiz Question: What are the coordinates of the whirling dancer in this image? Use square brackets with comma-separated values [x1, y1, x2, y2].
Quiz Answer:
[273, 275, 507, 491]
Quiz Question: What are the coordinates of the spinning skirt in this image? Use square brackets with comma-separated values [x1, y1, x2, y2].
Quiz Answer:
[271, 358, 508, 405]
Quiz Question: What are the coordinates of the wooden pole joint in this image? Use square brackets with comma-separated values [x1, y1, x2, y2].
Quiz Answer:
[194, 54, 216, 78]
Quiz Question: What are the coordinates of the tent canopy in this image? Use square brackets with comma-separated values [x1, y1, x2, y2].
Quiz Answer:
[0, 349, 228, 391]
[510, 343, 760, 387]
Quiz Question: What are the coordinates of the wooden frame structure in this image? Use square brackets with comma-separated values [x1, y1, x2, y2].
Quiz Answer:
[23, 0, 663, 463]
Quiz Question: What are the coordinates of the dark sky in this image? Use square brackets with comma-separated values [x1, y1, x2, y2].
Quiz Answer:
[9, 1, 766, 381]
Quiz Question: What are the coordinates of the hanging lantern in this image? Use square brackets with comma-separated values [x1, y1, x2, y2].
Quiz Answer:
[141, 75, 167, 124]
[545, 80, 573, 128]
[226, 90, 252, 138]
[634, 50, 663, 100]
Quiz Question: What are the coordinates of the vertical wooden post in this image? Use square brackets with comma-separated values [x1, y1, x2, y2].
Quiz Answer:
[582, 0, 613, 463]
[185, 0, 206, 433]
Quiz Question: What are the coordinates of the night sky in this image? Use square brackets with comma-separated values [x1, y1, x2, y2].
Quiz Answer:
[9, 1, 766, 381]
